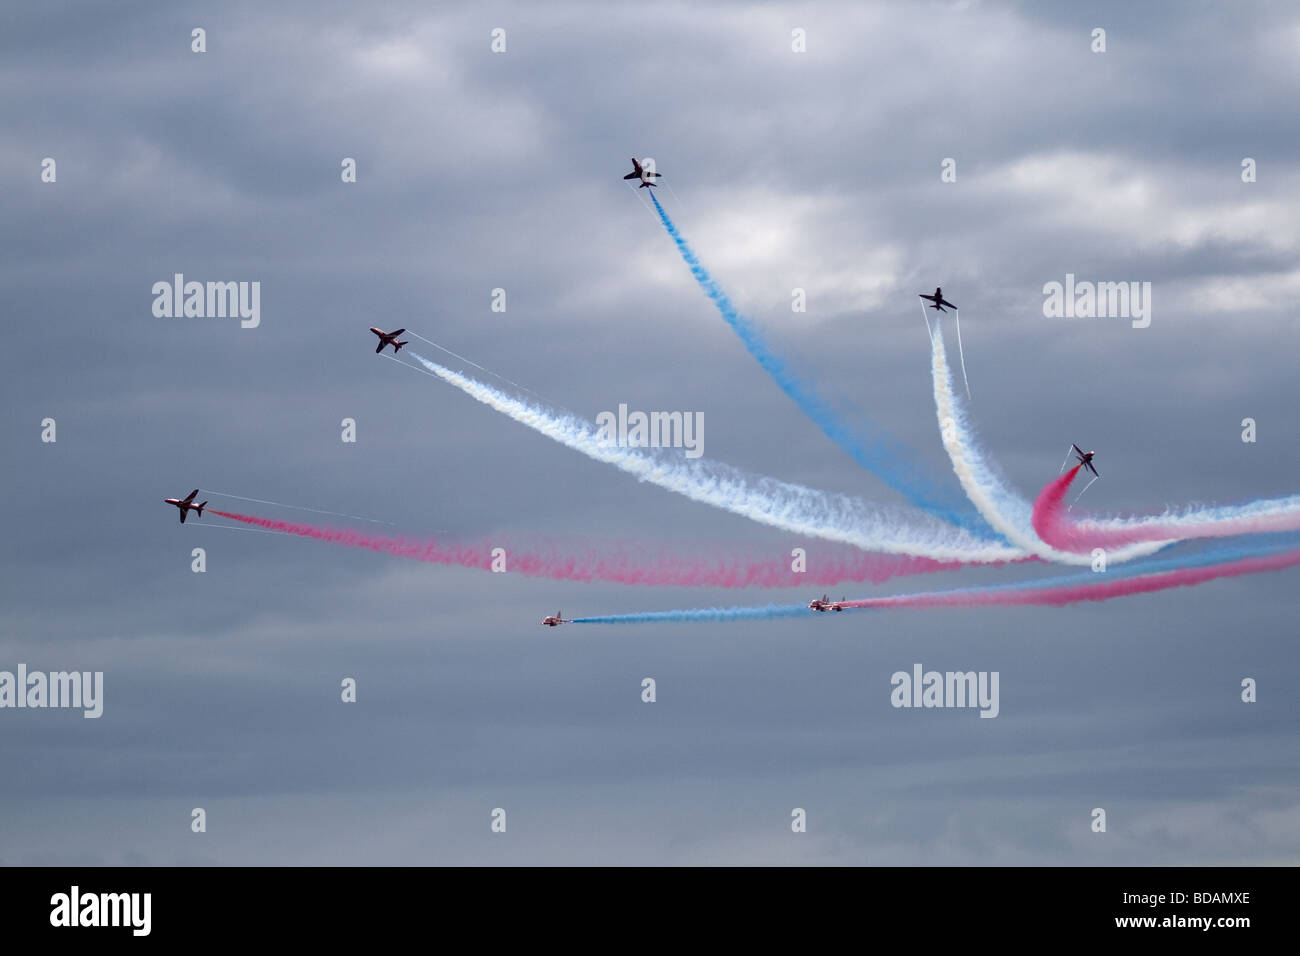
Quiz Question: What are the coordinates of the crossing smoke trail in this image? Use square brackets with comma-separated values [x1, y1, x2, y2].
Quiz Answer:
[646, 190, 984, 532]
[207, 509, 968, 587]
[1033, 465, 1300, 553]
[837, 543, 1300, 610]
[928, 322, 1168, 566]
[573, 538, 1300, 623]
[401, 351, 1022, 564]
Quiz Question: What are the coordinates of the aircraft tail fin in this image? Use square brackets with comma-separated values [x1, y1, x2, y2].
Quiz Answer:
[196, 502, 206, 517]
[395, 341, 408, 352]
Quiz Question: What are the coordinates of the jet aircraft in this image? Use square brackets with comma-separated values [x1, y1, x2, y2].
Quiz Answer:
[370, 327, 409, 354]
[919, 287, 958, 312]
[622, 157, 662, 188]
[164, 489, 207, 523]
[1072, 444, 1100, 477]
[808, 594, 846, 613]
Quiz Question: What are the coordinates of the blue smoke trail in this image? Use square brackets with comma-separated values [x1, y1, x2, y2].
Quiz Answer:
[647, 191, 987, 534]
[572, 534, 1300, 625]
[1062, 533, 1300, 583]
[894, 533, 1300, 602]
[573, 604, 809, 625]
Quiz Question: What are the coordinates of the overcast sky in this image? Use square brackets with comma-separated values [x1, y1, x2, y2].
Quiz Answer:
[2, 0, 1299, 865]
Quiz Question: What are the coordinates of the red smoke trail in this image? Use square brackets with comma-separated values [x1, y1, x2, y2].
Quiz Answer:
[1031, 467, 1300, 553]
[839, 546, 1300, 610]
[1030, 465, 1093, 552]
[208, 509, 992, 587]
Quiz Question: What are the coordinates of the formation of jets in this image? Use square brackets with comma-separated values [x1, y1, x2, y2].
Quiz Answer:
[164, 489, 207, 523]
[808, 594, 847, 613]
[919, 286, 958, 312]
[622, 157, 662, 189]
[370, 327, 409, 354]
[1072, 444, 1100, 477]
[165, 167, 1109, 629]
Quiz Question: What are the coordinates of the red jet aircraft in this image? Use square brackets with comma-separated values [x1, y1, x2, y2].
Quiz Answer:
[808, 594, 846, 613]
[540, 611, 571, 627]
[370, 327, 409, 354]
[164, 489, 207, 523]
[1072, 444, 1100, 477]
[622, 157, 662, 189]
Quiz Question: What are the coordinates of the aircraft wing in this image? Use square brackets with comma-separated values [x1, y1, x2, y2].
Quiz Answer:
[183, 489, 199, 503]
[919, 294, 937, 302]
[622, 171, 639, 180]
[391, 328, 405, 336]
[1086, 461, 1099, 477]
[939, 298, 958, 310]
[1072, 444, 1085, 457]
[179, 508, 187, 523]
[375, 341, 385, 353]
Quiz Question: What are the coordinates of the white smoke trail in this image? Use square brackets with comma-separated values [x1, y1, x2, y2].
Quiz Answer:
[952, 308, 971, 400]
[917, 299, 934, 345]
[402, 351, 1023, 563]
[1042, 476, 1300, 549]
[928, 324, 1167, 565]
[188, 522, 290, 537]
[201, 489, 399, 526]
[403, 330, 560, 408]
[1057, 445, 1074, 475]
[1070, 475, 1099, 508]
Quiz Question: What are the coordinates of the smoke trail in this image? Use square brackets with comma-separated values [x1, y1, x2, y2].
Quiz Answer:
[207, 509, 972, 587]
[402, 351, 1022, 563]
[929, 323, 1168, 566]
[646, 191, 983, 531]
[200, 489, 400, 526]
[840, 543, 1300, 610]
[573, 604, 809, 624]
[916, 298, 936, 344]
[952, 309, 971, 400]
[574, 538, 1300, 623]
[403, 330, 558, 407]
[1033, 465, 1300, 553]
